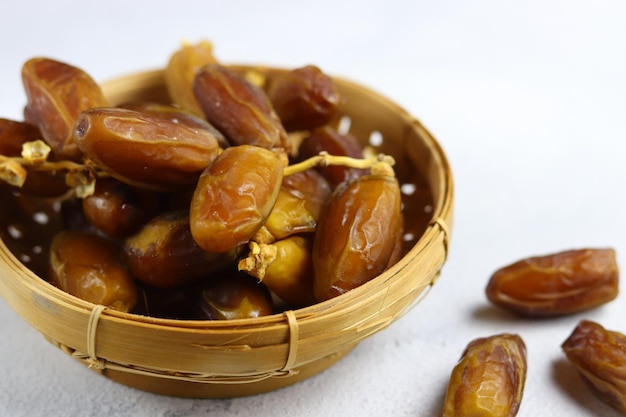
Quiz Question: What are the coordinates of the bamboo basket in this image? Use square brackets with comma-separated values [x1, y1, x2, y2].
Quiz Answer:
[0, 66, 454, 398]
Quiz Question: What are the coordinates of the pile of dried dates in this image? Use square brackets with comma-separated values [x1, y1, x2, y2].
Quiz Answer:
[0, 41, 406, 319]
[443, 248, 624, 416]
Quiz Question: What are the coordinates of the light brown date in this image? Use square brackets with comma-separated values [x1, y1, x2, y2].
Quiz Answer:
[562, 320, 626, 414]
[262, 235, 316, 307]
[189, 145, 284, 253]
[255, 168, 332, 243]
[443, 334, 527, 417]
[264, 65, 342, 131]
[22, 57, 109, 161]
[73, 107, 222, 190]
[49, 230, 138, 312]
[312, 172, 402, 301]
[123, 210, 238, 288]
[164, 40, 219, 116]
[193, 64, 291, 151]
[486, 248, 619, 317]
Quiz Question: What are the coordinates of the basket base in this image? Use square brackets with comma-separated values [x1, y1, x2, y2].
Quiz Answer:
[99, 347, 354, 398]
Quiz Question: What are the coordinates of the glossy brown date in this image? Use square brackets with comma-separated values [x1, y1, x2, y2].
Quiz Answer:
[49, 230, 138, 312]
[82, 177, 160, 238]
[264, 65, 342, 131]
[193, 64, 290, 151]
[21, 57, 109, 160]
[256, 169, 331, 242]
[486, 248, 619, 317]
[312, 173, 403, 301]
[73, 107, 222, 190]
[443, 334, 527, 417]
[190, 145, 284, 253]
[123, 210, 238, 288]
[262, 235, 316, 307]
[192, 271, 274, 320]
[298, 126, 367, 188]
[562, 320, 626, 414]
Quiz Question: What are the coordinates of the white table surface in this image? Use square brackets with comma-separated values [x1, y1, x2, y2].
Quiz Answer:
[2, 1, 626, 416]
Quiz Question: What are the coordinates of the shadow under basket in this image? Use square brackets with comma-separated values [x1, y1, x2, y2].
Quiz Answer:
[0, 67, 454, 398]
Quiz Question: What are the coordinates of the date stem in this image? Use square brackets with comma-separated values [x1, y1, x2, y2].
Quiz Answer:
[283, 151, 396, 177]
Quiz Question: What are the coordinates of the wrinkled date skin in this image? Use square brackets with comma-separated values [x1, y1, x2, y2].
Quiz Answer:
[192, 271, 274, 320]
[21, 57, 109, 161]
[298, 126, 367, 188]
[264, 65, 343, 131]
[562, 320, 626, 414]
[0, 118, 68, 197]
[443, 334, 527, 417]
[190, 145, 284, 253]
[486, 248, 619, 317]
[82, 177, 160, 238]
[73, 107, 222, 190]
[193, 64, 290, 151]
[123, 210, 238, 288]
[49, 230, 138, 312]
[312, 173, 402, 302]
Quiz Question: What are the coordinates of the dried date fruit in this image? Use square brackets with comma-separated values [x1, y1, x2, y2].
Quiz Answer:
[73, 107, 222, 190]
[22, 58, 109, 161]
[562, 320, 626, 414]
[264, 65, 342, 131]
[82, 177, 160, 238]
[192, 271, 274, 320]
[164, 40, 219, 116]
[254, 168, 332, 243]
[312, 164, 402, 301]
[443, 334, 527, 417]
[486, 248, 619, 317]
[123, 210, 238, 288]
[189, 145, 284, 253]
[193, 64, 291, 151]
[240, 236, 316, 307]
[298, 126, 367, 188]
[49, 230, 138, 312]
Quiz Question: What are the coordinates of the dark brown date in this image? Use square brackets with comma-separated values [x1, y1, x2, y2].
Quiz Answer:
[298, 126, 367, 188]
[73, 107, 222, 190]
[264, 65, 342, 131]
[192, 271, 274, 320]
[312, 173, 403, 301]
[123, 210, 238, 288]
[49, 230, 138, 312]
[443, 334, 527, 417]
[82, 177, 160, 238]
[21, 58, 109, 160]
[193, 64, 290, 151]
[486, 248, 619, 317]
[190, 145, 284, 253]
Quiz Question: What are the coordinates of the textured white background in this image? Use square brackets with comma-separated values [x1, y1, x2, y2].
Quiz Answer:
[1, 1, 626, 416]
